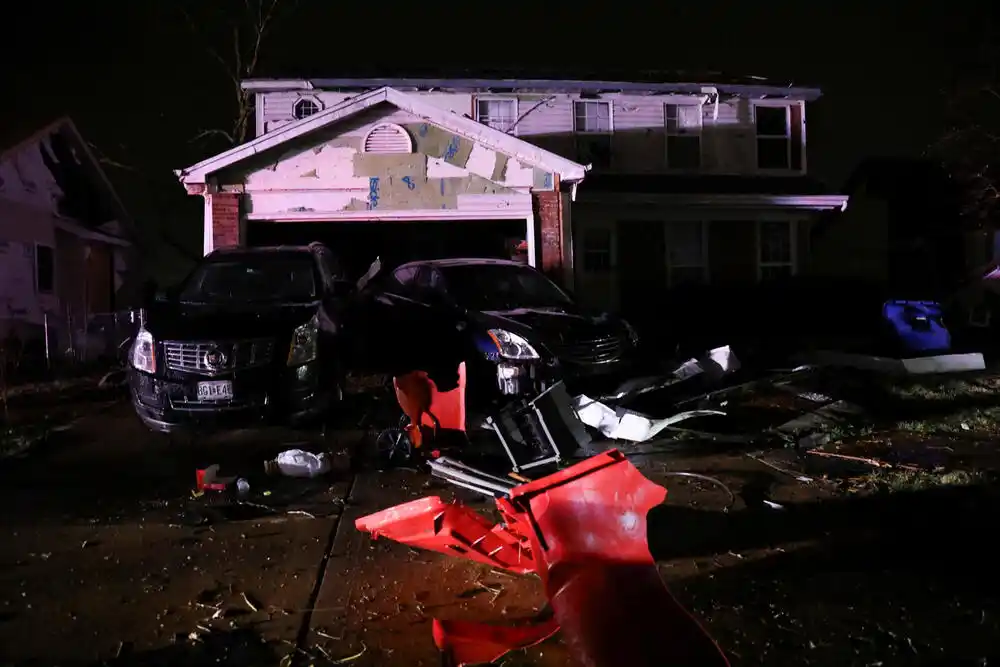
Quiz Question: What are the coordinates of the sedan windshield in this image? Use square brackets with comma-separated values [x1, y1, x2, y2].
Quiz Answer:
[179, 256, 318, 304]
[438, 264, 574, 311]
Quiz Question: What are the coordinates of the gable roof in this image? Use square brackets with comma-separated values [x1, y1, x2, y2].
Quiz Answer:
[176, 86, 589, 186]
[0, 116, 132, 231]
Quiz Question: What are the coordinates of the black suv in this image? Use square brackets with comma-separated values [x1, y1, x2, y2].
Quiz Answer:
[129, 244, 346, 433]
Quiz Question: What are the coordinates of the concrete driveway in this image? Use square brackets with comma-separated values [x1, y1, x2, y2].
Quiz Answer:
[2, 393, 999, 666]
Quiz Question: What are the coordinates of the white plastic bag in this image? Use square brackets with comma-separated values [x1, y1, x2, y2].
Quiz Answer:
[273, 449, 331, 478]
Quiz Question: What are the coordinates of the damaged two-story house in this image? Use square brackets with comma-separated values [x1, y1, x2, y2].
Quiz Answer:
[175, 76, 847, 314]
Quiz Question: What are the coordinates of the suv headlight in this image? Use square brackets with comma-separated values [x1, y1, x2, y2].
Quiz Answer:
[622, 319, 640, 346]
[288, 317, 319, 366]
[130, 328, 156, 374]
[488, 328, 540, 361]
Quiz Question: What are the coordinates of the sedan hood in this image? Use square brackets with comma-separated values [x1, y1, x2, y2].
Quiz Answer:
[471, 307, 624, 344]
[143, 301, 318, 340]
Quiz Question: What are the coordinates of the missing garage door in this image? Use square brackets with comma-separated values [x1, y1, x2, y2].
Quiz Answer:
[245, 219, 530, 279]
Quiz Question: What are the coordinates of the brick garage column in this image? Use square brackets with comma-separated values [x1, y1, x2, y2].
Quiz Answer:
[210, 192, 242, 250]
[533, 189, 563, 279]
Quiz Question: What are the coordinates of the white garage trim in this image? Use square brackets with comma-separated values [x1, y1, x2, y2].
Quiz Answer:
[245, 208, 531, 222]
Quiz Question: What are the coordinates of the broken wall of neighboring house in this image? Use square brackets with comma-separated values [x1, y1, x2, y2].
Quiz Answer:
[0, 120, 133, 351]
[235, 105, 553, 219]
[0, 198, 58, 332]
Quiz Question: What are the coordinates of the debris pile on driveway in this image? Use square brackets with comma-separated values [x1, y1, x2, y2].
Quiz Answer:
[351, 291, 999, 665]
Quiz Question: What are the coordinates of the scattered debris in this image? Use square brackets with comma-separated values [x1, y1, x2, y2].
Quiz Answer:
[265, 449, 332, 478]
[806, 449, 920, 471]
[574, 395, 726, 442]
[240, 592, 259, 613]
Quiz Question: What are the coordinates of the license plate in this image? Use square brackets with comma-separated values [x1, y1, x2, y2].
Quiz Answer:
[197, 381, 233, 401]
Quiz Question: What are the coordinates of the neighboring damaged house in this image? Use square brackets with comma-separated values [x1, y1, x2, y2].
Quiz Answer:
[0, 117, 132, 349]
[176, 76, 847, 313]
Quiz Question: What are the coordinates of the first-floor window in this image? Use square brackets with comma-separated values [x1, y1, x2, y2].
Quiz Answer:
[758, 221, 795, 280]
[582, 227, 612, 272]
[666, 221, 707, 285]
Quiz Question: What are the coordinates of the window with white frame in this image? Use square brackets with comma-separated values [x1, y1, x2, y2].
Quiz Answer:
[293, 98, 320, 120]
[754, 105, 791, 170]
[573, 101, 612, 168]
[757, 221, 795, 280]
[581, 227, 612, 273]
[666, 221, 707, 285]
[664, 104, 702, 169]
[476, 98, 517, 132]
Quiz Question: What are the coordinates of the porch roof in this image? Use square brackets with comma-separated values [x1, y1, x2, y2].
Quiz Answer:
[576, 174, 849, 211]
[176, 87, 589, 186]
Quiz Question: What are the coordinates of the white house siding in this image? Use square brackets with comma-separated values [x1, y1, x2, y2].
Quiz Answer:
[0, 198, 59, 329]
[257, 89, 807, 178]
[257, 91, 475, 136]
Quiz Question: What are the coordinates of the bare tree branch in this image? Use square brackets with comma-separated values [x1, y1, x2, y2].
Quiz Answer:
[189, 129, 236, 145]
[929, 58, 1000, 230]
[179, 0, 288, 148]
[86, 141, 138, 172]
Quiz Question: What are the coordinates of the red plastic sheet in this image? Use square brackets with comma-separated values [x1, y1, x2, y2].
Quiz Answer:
[356, 450, 730, 667]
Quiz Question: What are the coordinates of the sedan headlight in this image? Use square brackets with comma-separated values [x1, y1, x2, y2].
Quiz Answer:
[488, 328, 540, 361]
[622, 319, 640, 346]
[287, 317, 319, 366]
[130, 328, 156, 374]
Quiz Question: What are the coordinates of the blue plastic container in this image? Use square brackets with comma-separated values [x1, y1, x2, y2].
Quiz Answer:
[881, 300, 951, 354]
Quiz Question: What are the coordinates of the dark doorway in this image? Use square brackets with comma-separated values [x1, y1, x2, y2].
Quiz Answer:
[616, 221, 666, 321]
[245, 218, 527, 279]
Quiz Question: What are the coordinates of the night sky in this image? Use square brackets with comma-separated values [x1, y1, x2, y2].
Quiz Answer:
[1, 2, 996, 259]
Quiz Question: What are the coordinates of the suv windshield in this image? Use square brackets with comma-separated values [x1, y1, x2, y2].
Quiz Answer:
[179, 255, 318, 304]
[438, 264, 573, 311]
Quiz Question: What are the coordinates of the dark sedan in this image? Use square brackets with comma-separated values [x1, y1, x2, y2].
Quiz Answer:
[345, 258, 640, 411]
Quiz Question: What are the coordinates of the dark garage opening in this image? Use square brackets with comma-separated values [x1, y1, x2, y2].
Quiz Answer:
[246, 219, 528, 278]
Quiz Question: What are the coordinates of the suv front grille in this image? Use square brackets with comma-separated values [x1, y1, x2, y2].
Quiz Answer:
[557, 335, 625, 365]
[163, 338, 275, 375]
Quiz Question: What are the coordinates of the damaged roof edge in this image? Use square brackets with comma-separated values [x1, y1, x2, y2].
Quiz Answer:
[177, 87, 588, 186]
[240, 77, 822, 100]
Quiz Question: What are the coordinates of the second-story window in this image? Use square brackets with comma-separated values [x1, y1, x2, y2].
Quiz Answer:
[574, 101, 612, 169]
[664, 104, 702, 169]
[755, 105, 791, 170]
[294, 98, 320, 120]
[476, 98, 517, 132]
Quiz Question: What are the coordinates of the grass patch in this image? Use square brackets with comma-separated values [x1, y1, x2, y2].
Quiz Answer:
[881, 376, 1000, 403]
[824, 421, 874, 443]
[856, 468, 987, 494]
[894, 406, 1000, 435]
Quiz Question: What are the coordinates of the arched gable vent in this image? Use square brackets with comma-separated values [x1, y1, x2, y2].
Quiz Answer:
[362, 123, 413, 154]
